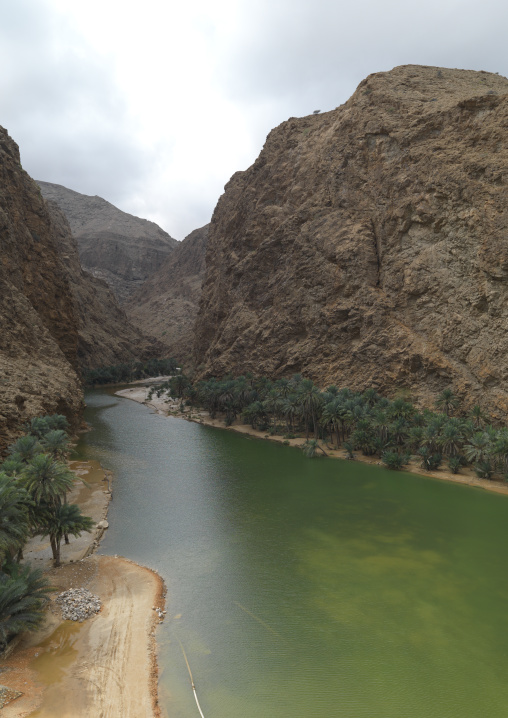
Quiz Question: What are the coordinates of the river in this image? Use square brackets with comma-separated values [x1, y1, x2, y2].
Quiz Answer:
[77, 388, 508, 717]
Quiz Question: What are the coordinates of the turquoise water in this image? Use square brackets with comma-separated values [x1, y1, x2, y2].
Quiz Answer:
[77, 389, 508, 717]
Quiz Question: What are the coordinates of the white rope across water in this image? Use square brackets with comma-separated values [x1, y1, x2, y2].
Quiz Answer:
[179, 640, 206, 718]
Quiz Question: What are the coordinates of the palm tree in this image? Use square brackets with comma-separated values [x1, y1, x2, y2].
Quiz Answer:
[389, 417, 409, 448]
[0, 457, 24, 477]
[372, 437, 393, 457]
[464, 432, 492, 464]
[354, 430, 377, 455]
[20, 455, 74, 509]
[0, 474, 31, 567]
[243, 401, 268, 430]
[439, 421, 464, 456]
[281, 394, 300, 434]
[435, 388, 460, 416]
[45, 414, 70, 432]
[296, 380, 323, 439]
[274, 378, 293, 400]
[418, 447, 442, 471]
[26, 417, 50, 439]
[421, 422, 441, 454]
[362, 388, 381, 407]
[170, 374, 191, 398]
[263, 390, 283, 431]
[407, 426, 424, 452]
[41, 430, 70, 460]
[320, 399, 343, 447]
[493, 428, 508, 473]
[470, 405, 488, 429]
[0, 565, 51, 651]
[8, 435, 42, 464]
[40, 503, 94, 567]
[387, 399, 415, 420]
[372, 409, 390, 442]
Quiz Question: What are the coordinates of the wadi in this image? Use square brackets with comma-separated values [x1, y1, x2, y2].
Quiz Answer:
[1, 64, 508, 717]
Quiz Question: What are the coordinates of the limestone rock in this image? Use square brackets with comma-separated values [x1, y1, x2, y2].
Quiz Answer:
[127, 224, 208, 363]
[46, 200, 168, 369]
[0, 127, 82, 452]
[37, 181, 178, 304]
[194, 65, 508, 417]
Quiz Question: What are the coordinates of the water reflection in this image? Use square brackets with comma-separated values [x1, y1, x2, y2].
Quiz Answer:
[78, 389, 508, 718]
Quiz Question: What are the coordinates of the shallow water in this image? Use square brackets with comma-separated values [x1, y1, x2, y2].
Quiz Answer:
[77, 389, 508, 717]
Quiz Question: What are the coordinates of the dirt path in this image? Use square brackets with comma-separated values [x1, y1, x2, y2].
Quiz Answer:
[2, 555, 164, 718]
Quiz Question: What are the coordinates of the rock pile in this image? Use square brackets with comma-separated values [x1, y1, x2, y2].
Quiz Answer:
[153, 605, 166, 624]
[55, 588, 101, 622]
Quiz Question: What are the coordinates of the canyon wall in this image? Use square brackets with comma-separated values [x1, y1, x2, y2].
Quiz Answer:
[37, 181, 177, 303]
[0, 128, 82, 450]
[127, 224, 208, 363]
[194, 65, 508, 416]
[46, 201, 167, 369]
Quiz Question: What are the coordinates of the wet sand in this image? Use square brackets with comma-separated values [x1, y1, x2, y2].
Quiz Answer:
[116, 385, 508, 498]
[0, 453, 165, 717]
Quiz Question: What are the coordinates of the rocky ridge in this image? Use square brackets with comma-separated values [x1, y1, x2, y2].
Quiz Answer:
[127, 224, 208, 362]
[194, 65, 508, 417]
[37, 181, 178, 304]
[46, 200, 167, 369]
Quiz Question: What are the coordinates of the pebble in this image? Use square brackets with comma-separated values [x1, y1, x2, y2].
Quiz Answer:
[152, 606, 165, 621]
[55, 588, 102, 622]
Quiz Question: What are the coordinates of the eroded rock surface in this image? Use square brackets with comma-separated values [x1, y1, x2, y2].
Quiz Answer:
[37, 181, 177, 303]
[127, 224, 208, 363]
[47, 201, 167, 369]
[0, 128, 82, 451]
[195, 65, 508, 416]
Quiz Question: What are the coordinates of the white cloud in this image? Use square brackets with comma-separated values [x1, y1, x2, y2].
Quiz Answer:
[1, 0, 507, 239]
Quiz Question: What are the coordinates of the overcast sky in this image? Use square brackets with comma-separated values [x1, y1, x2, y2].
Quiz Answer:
[1, 0, 506, 239]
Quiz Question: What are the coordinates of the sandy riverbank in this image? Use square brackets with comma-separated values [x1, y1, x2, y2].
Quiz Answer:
[116, 385, 508, 498]
[0, 452, 165, 716]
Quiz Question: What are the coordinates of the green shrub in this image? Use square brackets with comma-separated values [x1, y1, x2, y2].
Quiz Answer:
[382, 451, 408, 470]
[448, 456, 461, 474]
[475, 460, 494, 479]
[302, 440, 318, 458]
[343, 441, 355, 459]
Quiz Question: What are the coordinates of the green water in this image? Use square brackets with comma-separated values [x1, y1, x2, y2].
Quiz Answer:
[78, 389, 508, 717]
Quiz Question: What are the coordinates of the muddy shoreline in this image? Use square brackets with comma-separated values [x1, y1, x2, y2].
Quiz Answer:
[1, 445, 166, 717]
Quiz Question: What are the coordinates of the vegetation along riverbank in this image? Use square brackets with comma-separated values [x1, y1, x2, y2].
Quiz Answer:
[118, 373, 508, 497]
[0, 414, 165, 717]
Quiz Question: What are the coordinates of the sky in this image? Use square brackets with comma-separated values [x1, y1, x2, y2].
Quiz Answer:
[0, 0, 506, 240]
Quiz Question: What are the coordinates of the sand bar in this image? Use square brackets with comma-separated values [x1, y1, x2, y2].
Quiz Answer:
[0, 452, 165, 717]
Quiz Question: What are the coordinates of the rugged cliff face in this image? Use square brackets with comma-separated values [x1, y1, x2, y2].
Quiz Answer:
[37, 181, 177, 303]
[127, 224, 208, 362]
[0, 128, 82, 450]
[46, 201, 167, 369]
[195, 65, 508, 416]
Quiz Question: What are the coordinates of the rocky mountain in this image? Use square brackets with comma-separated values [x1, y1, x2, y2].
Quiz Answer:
[37, 181, 178, 303]
[46, 200, 167, 369]
[0, 128, 82, 450]
[0, 127, 169, 453]
[194, 65, 508, 418]
[127, 224, 208, 363]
